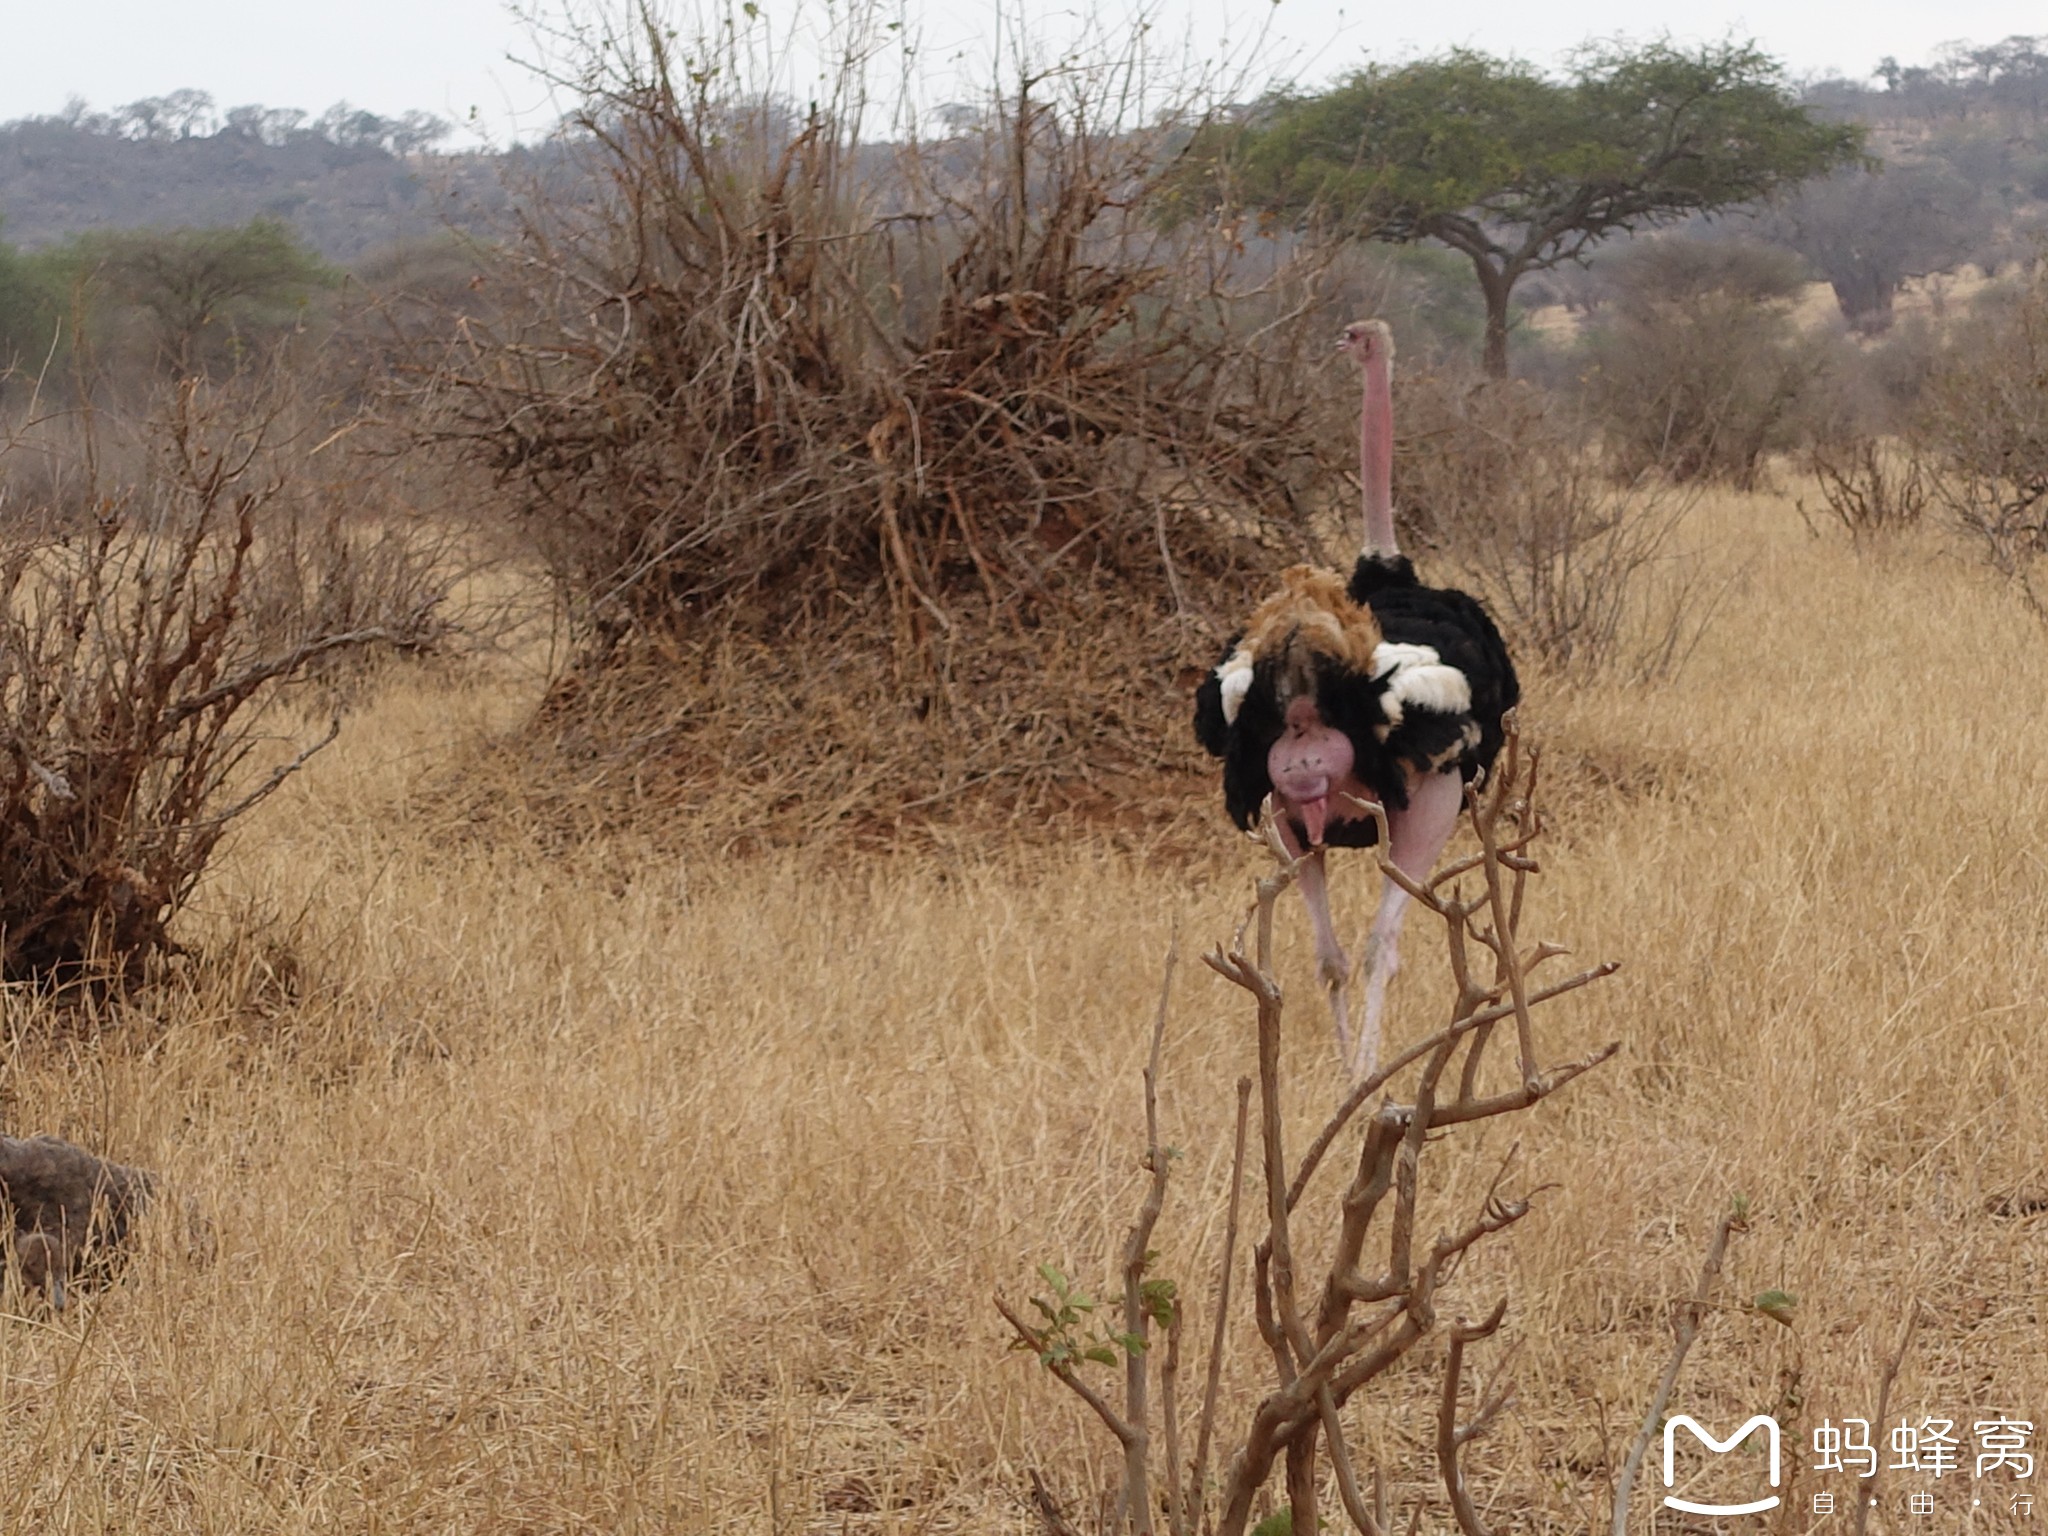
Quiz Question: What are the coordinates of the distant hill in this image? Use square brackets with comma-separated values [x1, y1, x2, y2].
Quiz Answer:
[0, 97, 530, 264]
[7, 42, 2045, 291]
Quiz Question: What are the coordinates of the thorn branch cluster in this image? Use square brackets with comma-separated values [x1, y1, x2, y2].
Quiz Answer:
[1001, 724, 1619, 1536]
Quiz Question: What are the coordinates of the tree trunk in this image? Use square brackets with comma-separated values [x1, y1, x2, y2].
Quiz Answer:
[1831, 270, 1898, 334]
[1286, 1430, 1319, 1536]
[1473, 258, 1514, 379]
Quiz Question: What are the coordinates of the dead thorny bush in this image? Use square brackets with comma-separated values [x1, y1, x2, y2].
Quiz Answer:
[1001, 730, 1621, 1536]
[0, 380, 449, 983]
[436, 20, 1332, 639]
[1394, 374, 1715, 682]
[401, 3, 1355, 835]
[1912, 264, 2048, 619]
[1797, 433, 1930, 545]
[238, 497, 465, 704]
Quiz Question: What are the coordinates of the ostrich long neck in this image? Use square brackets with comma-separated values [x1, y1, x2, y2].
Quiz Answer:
[1360, 350, 1396, 556]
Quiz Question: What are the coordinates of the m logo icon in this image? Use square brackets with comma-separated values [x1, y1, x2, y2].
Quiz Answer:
[1663, 1414, 1782, 1516]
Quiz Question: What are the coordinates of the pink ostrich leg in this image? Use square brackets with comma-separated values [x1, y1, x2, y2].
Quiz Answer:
[1269, 695, 1365, 1066]
[1350, 767, 1464, 1080]
[1274, 817, 1357, 1070]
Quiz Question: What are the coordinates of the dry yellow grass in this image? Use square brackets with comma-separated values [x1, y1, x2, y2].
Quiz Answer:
[2, 482, 2045, 1533]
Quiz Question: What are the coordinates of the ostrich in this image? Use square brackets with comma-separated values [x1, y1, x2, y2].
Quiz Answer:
[1193, 320, 1519, 1078]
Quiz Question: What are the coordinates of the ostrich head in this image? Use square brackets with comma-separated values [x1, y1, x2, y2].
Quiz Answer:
[1336, 318, 1394, 367]
[1228, 566, 1385, 847]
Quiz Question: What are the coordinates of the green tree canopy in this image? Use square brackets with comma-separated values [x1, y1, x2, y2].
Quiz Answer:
[62, 217, 335, 372]
[0, 226, 45, 372]
[0, 219, 69, 386]
[1194, 42, 1865, 374]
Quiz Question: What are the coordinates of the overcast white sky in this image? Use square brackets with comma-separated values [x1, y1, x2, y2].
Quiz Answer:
[1, 0, 2042, 145]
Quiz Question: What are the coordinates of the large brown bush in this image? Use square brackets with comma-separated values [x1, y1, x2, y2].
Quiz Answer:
[427, 39, 1342, 630]
[407, 7, 1358, 841]
[1913, 264, 2048, 614]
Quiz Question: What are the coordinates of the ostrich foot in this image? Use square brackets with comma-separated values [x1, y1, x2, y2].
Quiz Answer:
[1319, 951, 1358, 1078]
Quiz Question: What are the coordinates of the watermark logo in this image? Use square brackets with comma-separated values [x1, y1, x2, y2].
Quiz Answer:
[1664, 1414, 1782, 1516]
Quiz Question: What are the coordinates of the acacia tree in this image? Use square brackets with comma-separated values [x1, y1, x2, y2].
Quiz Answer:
[1768, 162, 1990, 331]
[64, 218, 334, 372]
[1201, 42, 1863, 375]
[0, 224, 56, 377]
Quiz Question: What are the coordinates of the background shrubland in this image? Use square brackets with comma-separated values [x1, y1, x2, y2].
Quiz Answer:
[0, 7, 2044, 1534]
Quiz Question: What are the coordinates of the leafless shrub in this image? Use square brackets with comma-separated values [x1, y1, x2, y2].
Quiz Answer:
[1581, 243, 1823, 489]
[415, 9, 1330, 644]
[0, 380, 448, 983]
[1913, 264, 2048, 618]
[1001, 730, 1620, 1536]
[239, 501, 463, 695]
[1856, 313, 1946, 424]
[398, 3, 1355, 837]
[1396, 375, 1714, 680]
[1797, 433, 1930, 544]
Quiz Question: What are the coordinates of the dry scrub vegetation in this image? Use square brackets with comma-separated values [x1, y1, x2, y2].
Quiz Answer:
[0, 480, 2041, 1531]
[4, 9, 2047, 1531]
[0, 376, 453, 982]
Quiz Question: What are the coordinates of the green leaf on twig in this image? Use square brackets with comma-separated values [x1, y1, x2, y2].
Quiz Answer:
[1140, 1276, 1179, 1328]
[1753, 1289, 1798, 1327]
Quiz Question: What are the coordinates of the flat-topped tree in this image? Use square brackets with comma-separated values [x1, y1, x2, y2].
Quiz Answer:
[1204, 41, 1863, 376]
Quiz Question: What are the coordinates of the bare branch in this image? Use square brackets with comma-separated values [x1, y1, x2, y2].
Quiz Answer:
[1611, 1211, 1744, 1535]
[1189, 1077, 1252, 1535]
[1440, 1302, 1512, 1536]
[1850, 1303, 1926, 1536]
[1320, 1383, 1387, 1536]
[1288, 964, 1619, 1209]
[1161, 1303, 1187, 1536]
[1027, 1469, 1088, 1536]
[1119, 941, 1179, 1535]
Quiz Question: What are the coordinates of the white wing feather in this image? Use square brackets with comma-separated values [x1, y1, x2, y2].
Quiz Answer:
[1370, 641, 1472, 729]
[1216, 647, 1255, 726]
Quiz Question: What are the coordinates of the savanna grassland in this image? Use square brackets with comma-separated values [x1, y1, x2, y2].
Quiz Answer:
[0, 479, 2043, 1534]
